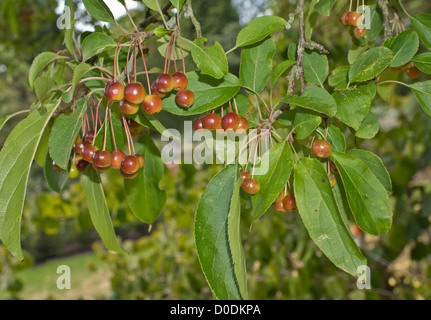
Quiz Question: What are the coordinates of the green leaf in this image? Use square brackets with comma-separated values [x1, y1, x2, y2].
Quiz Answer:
[294, 158, 367, 276]
[348, 44, 369, 65]
[303, 50, 329, 87]
[363, 4, 383, 42]
[412, 53, 431, 74]
[82, 165, 127, 254]
[314, 0, 336, 16]
[162, 72, 241, 115]
[409, 81, 431, 116]
[329, 151, 393, 235]
[154, 27, 170, 38]
[316, 124, 346, 153]
[82, 0, 115, 23]
[346, 149, 392, 195]
[129, 109, 169, 137]
[240, 37, 276, 94]
[81, 32, 117, 62]
[283, 86, 337, 117]
[142, 0, 163, 12]
[293, 109, 321, 140]
[328, 65, 350, 90]
[169, 0, 185, 10]
[0, 110, 29, 133]
[235, 16, 287, 48]
[124, 133, 166, 225]
[44, 153, 69, 193]
[191, 40, 228, 79]
[353, 111, 379, 139]
[271, 60, 296, 89]
[410, 14, 431, 50]
[28, 52, 66, 90]
[34, 120, 52, 167]
[251, 141, 294, 221]
[62, 63, 92, 103]
[348, 47, 394, 84]
[194, 164, 247, 300]
[0, 101, 60, 260]
[333, 88, 371, 131]
[49, 99, 87, 170]
[383, 29, 420, 68]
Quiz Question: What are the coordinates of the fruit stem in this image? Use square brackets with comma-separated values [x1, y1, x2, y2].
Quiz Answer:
[178, 35, 187, 74]
[109, 108, 118, 151]
[103, 103, 110, 151]
[136, 40, 152, 94]
[114, 33, 134, 82]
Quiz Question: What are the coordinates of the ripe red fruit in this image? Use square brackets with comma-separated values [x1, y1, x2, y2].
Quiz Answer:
[242, 178, 260, 195]
[105, 82, 125, 101]
[240, 170, 251, 182]
[346, 11, 362, 27]
[172, 72, 188, 91]
[151, 81, 167, 98]
[76, 159, 89, 172]
[82, 144, 98, 163]
[124, 83, 146, 104]
[340, 12, 349, 25]
[135, 154, 145, 168]
[236, 118, 249, 132]
[119, 168, 139, 179]
[406, 66, 421, 79]
[73, 139, 85, 155]
[110, 150, 126, 169]
[283, 194, 297, 211]
[312, 139, 332, 158]
[353, 27, 367, 38]
[155, 73, 175, 93]
[121, 155, 140, 174]
[142, 94, 163, 114]
[120, 100, 140, 115]
[176, 90, 195, 108]
[275, 202, 286, 213]
[202, 113, 221, 130]
[222, 112, 240, 130]
[92, 150, 112, 168]
[83, 131, 95, 145]
[193, 117, 204, 131]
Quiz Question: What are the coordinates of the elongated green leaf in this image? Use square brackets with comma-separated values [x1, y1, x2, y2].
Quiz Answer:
[294, 158, 367, 276]
[240, 37, 276, 93]
[124, 133, 166, 225]
[410, 80, 431, 116]
[346, 149, 392, 195]
[0, 110, 29, 132]
[271, 60, 296, 89]
[410, 14, 431, 50]
[330, 151, 393, 235]
[82, 166, 127, 254]
[283, 86, 337, 117]
[235, 16, 287, 48]
[0, 101, 60, 260]
[194, 164, 246, 300]
[81, 32, 117, 62]
[412, 53, 431, 74]
[303, 50, 329, 87]
[293, 109, 321, 140]
[348, 47, 394, 84]
[191, 40, 228, 79]
[82, 0, 115, 23]
[28, 52, 66, 89]
[62, 63, 92, 103]
[252, 141, 294, 221]
[162, 72, 241, 115]
[333, 87, 371, 130]
[384, 29, 419, 68]
[49, 99, 87, 170]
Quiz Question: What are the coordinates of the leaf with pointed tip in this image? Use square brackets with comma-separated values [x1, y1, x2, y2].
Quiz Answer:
[82, 0, 115, 23]
[294, 158, 367, 276]
[0, 101, 60, 260]
[410, 14, 431, 50]
[81, 32, 117, 62]
[329, 151, 393, 235]
[383, 29, 420, 68]
[353, 111, 379, 139]
[271, 60, 295, 89]
[333, 88, 371, 131]
[235, 16, 287, 48]
[410, 81, 431, 116]
[348, 47, 393, 84]
[191, 40, 228, 79]
[82, 165, 127, 254]
[283, 86, 337, 117]
[28, 52, 66, 90]
[412, 53, 431, 74]
[293, 109, 321, 140]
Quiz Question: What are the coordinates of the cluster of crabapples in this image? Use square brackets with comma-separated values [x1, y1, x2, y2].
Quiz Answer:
[340, 10, 367, 38]
[192, 111, 249, 132]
